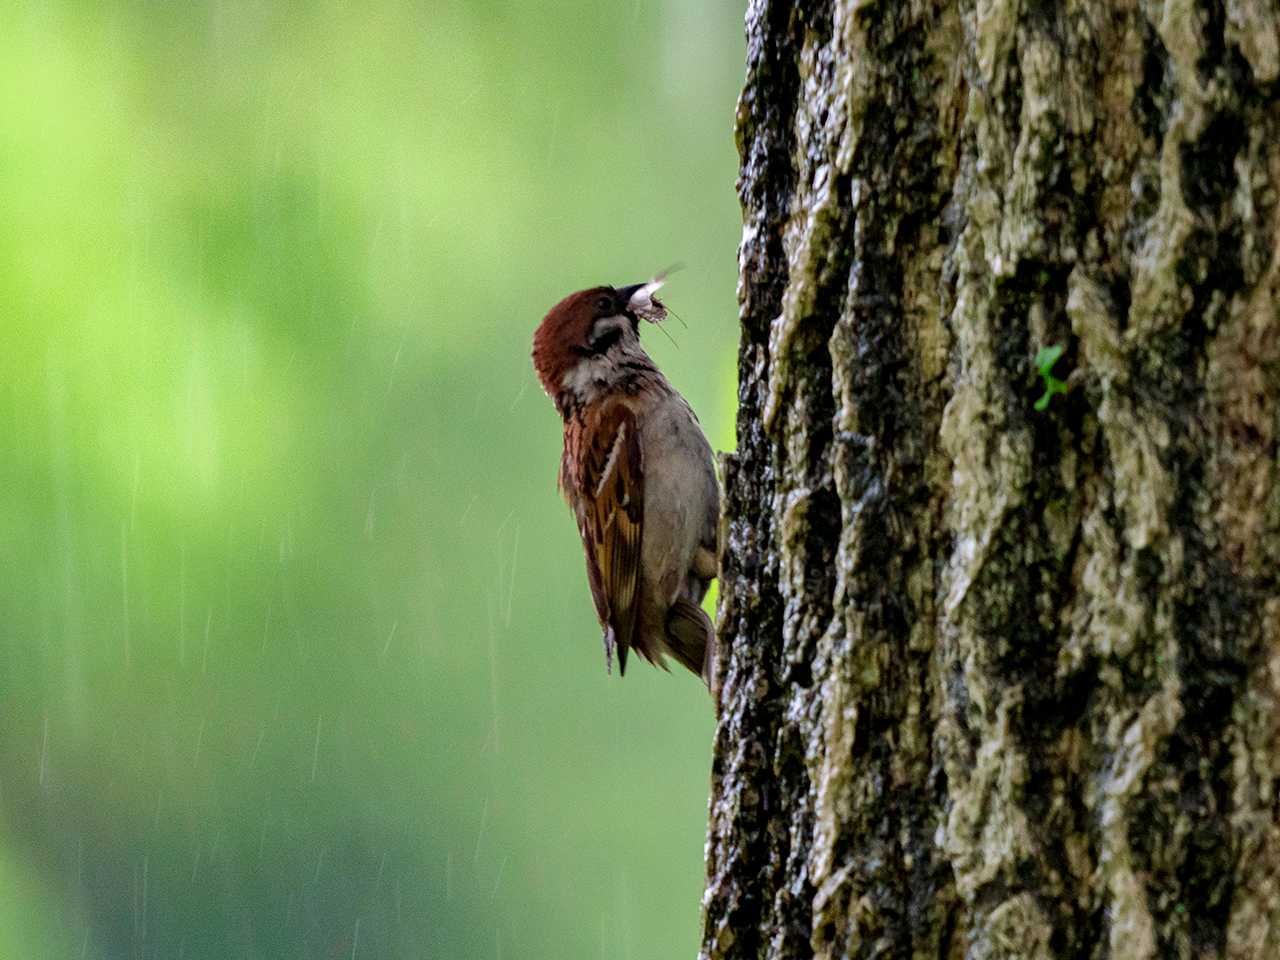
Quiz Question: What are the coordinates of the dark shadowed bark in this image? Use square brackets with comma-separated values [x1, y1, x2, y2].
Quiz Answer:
[701, 1, 1280, 957]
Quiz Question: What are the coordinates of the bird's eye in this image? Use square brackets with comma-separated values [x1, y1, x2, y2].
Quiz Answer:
[595, 295, 613, 312]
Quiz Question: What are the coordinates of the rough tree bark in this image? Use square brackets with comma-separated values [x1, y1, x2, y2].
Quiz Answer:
[701, 1, 1280, 957]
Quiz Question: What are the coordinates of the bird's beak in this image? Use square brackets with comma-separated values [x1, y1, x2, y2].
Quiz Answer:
[615, 282, 647, 304]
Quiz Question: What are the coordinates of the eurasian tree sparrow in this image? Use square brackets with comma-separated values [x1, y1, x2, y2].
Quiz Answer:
[531, 278, 720, 695]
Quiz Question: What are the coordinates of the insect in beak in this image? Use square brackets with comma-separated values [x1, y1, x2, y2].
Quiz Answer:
[617, 265, 681, 323]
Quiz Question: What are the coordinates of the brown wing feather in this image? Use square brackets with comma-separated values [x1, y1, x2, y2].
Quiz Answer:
[561, 402, 643, 674]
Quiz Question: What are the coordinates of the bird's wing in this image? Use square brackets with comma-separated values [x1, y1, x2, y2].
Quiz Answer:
[561, 401, 644, 674]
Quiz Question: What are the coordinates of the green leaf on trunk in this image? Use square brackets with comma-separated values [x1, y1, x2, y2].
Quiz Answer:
[1034, 344, 1068, 411]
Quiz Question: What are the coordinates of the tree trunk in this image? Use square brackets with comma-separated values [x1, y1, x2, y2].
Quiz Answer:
[701, 1, 1280, 957]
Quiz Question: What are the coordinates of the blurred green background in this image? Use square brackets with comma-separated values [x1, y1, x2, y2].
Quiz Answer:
[0, 1, 743, 956]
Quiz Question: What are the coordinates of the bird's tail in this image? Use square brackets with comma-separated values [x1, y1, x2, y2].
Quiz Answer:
[665, 598, 713, 685]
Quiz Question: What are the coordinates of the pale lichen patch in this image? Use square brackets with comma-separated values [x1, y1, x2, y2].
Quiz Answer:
[1093, 681, 1184, 960]
[1226, 0, 1280, 83]
[1226, 598, 1280, 958]
[1069, 268, 1175, 552]
[972, 0, 1021, 94]
[940, 689, 1037, 899]
[974, 892, 1055, 960]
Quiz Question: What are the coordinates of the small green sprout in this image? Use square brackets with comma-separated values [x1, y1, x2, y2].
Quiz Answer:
[1034, 344, 1068, 412]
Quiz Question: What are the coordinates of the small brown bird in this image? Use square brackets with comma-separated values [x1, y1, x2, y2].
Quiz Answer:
[532, 277, 720, 693]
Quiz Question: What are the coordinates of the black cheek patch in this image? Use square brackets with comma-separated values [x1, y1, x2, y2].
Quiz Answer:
[590, 327, 624, 354]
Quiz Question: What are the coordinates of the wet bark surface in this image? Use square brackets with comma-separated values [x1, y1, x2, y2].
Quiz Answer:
[702, 1, 1280, 957]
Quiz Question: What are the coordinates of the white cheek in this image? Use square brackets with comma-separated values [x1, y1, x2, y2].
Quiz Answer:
[591, 315, 630, 342]
[561, 358, 603, 397]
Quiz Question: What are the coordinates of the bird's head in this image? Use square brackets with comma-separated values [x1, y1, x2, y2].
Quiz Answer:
[531, 279, 667, 406]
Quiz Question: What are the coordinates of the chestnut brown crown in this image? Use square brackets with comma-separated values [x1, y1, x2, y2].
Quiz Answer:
[530, 285, 645, 396]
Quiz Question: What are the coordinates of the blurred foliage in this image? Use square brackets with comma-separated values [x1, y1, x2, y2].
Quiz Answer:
[0, 1, 744, 956]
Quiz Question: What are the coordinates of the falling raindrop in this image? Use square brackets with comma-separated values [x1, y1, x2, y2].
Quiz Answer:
[310, 715, 322, 783]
